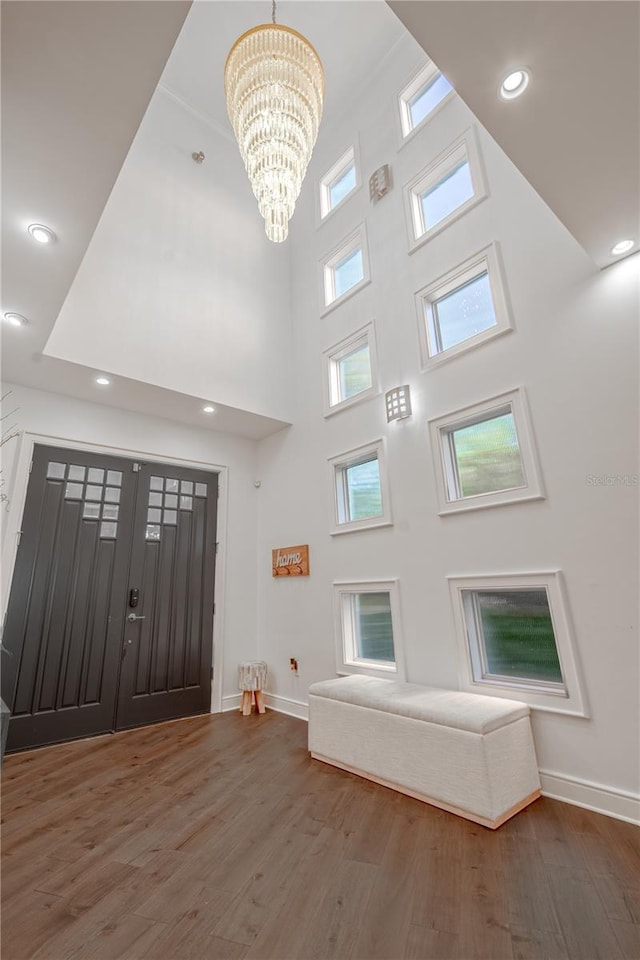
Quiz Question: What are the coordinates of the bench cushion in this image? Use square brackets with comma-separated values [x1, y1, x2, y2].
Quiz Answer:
[308, 675, 529, 735]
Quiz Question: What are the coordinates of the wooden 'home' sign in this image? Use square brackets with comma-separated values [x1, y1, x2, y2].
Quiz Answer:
[272, 544, 309, 578]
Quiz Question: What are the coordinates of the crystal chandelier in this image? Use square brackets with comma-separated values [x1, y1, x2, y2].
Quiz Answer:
[224, 2, 324, 243]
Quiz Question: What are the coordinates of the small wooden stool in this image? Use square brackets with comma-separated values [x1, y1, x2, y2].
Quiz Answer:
[238, 661, 268, 715]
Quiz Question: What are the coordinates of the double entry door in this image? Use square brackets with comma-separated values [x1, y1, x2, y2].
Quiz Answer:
[2, 444, 218, 753]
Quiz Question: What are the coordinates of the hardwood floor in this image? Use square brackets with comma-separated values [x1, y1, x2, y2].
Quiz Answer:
[1, 710, 639, 960]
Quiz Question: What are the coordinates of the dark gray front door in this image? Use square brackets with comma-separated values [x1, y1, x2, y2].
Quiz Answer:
[1, 445, 218, 752]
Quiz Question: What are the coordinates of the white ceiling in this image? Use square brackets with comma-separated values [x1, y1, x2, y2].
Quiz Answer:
[390, 0, 640, 270]
[2, 1, 637, 439]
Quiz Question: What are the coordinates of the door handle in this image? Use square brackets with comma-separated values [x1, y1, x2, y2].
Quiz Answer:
[127, 613, 146, 623]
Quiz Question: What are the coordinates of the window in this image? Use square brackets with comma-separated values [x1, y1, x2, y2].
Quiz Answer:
[320, 146, 358, 218]
[416, 245, 513, 368]
[333, 580, 404, 680]
[399, 61, 454, 139]
[448, 572, 587, 715]
[404, 130, 487, 251]
[323, 322, 378, 415]
[328, 439, 391, 534]
[428, 388, 544, 514]
[321, 225, 371, 313]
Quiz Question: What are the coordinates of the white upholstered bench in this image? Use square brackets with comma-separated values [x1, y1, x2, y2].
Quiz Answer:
[308, 675, 541, 829]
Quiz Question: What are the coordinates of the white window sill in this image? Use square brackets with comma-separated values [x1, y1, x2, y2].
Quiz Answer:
[321, 277, 371, 318]
[409, 193, 487, 255]
[330, 518, 393, 536]
[324, 385, 379, 418]
[438, 491, 545, 517]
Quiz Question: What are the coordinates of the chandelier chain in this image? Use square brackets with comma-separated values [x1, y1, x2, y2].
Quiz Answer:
[272, 0, 276, 24]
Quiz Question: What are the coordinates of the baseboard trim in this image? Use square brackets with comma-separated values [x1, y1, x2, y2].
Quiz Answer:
[263, 694, 309, 721]
[221, 694, 241, 713]
[539, 768, 640, 825]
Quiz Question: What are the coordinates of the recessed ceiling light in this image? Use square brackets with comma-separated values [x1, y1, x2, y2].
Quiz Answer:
[28, 223, 56, 244]
[610, 239, 635, 256]
[3, 312, 28, 327]
[95, 376, 110, 386]
[499, 69, 531, 101]
[203, 405, 215, 413]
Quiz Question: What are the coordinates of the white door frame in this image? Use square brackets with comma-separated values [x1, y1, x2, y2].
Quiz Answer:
[1, 430, 228, 714]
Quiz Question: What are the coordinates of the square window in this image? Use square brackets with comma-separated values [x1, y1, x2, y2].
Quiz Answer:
[102, 504, 119, 521]
[85, 485, 103, 502]
[104, 487, 121, 504]
[321, 224, 371, 313]
[180, 495, 193, 511]
[404, 130, 487, 251]
[47, 461, 66, 480]
[82, 502, 100, 520]
[87, 467, 104, 484]
[428, 388, 545, 514]
[181, 480, 194, 495]
[148, 508, 162, 523]
[64, 482, 83, 500]
[148, 491, 162, 507]
[328, 439, 391, 534]
[323, 322, 378, 415]
[399, 60, 454, 139]
[165, 478, 179, 493]
[195, 482, 207, 497]
[146, 524, 161, 541]
[417, 245, 513, 368]
[99, 521, 117, 539]
[106, 470, 123, 487]
[333, 580, 404, 680]
[164, 493, 178, 509]
[68, 465, 86, 482]
[320, 146, 358, 218]
[150, 476, 163, 491]
[448, 572, 587, 715]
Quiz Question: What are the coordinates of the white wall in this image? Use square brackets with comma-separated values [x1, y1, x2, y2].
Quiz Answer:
[1, 383, 262, 702]
[44, 88, 294, 424]
[256, 32, 640, 818]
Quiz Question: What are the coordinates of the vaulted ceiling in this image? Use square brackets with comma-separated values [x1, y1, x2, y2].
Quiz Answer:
[2, 1, 637, 436]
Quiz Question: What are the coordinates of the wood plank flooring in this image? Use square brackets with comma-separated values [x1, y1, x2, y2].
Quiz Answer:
[1, 710, 639, 960]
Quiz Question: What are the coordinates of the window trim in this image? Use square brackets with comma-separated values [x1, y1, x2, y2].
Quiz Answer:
[322, 321, 379, 417]
[328, 438, 392, 535]
[333, 578, 405, 680]
[397, 60, 455, 144]
[415, 243, 513, 369]
[319, 144, 360, 221]
[320, 223, 371, 316]
[428, 387, 545, 515]
[448, 570, 588, 716]
[403, 128, 488, 253]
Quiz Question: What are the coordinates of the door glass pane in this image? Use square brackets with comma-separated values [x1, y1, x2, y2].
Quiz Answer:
[334, 248, 364, 298]
[104, 487, 121, 503]
[148, 491, 162, 507]
[147, 508, 162, 523]
[164, 493, 178, 509]
[85, 485, 104, 501]
[337, 343, 372, 402]
[106, 470, 122, 486]
[451, 412, 525, 497]
[420, 160, 474, 230]
[163, 510, 177, 525]
[68, 465, 86, 482]
[432, 272, 496, 352]
[181, 480, 194, 495]
[87, 468, 105, 484]
[103, 504, 119, 520]
[180, 496, 193, 511]
[83, 502, 100, 520]
[146, 524, 161, 541]
[345, 458, 382, 520]
[65, 482, 83, 499]
[195, 483, 207, 497]
[473, 589, 563, 683]
[165, 478, 179, 493]
[47, 462, 66, 480]
[353, 593, 395, 662]
[100, 521, 117, 539]
[150, 476, 163, 491]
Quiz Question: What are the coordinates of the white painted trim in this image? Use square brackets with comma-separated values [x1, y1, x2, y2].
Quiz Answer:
[327, 437, 392, 535]
[539, 769, 640, 826]
[332, 578, 406, 682]
[396, 59, 455, 147]
[322, 321, 380, 418]
[319, 222, 371, 317]
[0, 431, 228, 714]
[428, 386, 546, 515]
[263, 693, 309, 721]
[222, 693, 241, 713]
[415, 242, 514, 370]
[403, 127, 488, 254]
[317, 140, 362, 226]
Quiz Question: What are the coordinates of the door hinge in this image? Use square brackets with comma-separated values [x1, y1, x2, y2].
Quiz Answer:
[132, 462, 141, 472]
[28, 460, 33, 474]
[215, 542, 219, 555]
[16, 530, 23, 545]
